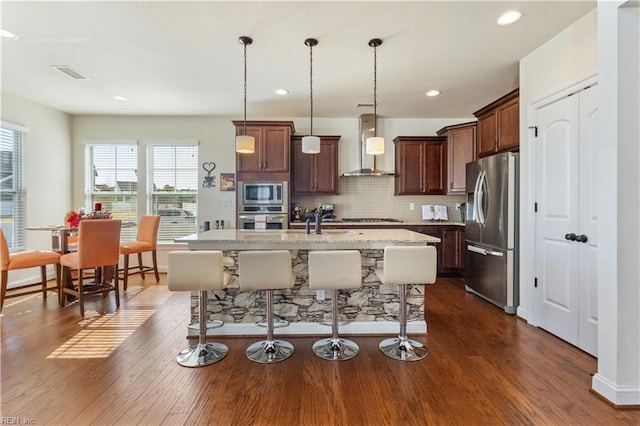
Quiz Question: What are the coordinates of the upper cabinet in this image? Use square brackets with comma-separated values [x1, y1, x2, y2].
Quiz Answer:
[437, 122, 476, 194]
[393, 136, 447, 195]
[291, 135, 341, 195]
[473, 89, 519, 158]
[233, 121, 295, 181]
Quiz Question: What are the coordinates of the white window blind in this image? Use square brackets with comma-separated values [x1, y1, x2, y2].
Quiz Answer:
[84, 144, 138, 241]
[0, 125, 26, 252]
[148, 144, 198, 242]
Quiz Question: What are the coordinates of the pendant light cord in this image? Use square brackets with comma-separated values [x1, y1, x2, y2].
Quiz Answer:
[373, 43, 377, 137]
[309, 42, 314, 136]
[243, 41, 248, 136]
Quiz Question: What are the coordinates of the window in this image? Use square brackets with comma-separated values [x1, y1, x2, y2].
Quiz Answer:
[84, 141, 198, 243]
[0, 123, 27, 252]
[148, 144, 198, 241]
[85, 143, 138, 241]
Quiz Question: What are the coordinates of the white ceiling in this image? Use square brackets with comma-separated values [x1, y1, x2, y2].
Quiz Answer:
[1, 1, 595, 119]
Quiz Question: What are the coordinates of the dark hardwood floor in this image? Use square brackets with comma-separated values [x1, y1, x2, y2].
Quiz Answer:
[1, 275, 638, 425]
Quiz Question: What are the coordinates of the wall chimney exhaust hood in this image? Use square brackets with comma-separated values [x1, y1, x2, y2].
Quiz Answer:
[342, 114, 394, 176]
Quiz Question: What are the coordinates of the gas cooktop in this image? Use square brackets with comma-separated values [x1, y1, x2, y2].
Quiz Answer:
[341, 218, 403, 223]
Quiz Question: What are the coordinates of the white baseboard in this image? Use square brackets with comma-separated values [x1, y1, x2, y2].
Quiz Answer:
[187, 320, 427, 337]
[592, 373, 640, 406]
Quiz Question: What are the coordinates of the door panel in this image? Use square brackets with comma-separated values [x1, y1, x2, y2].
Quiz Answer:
[578, 85, 598, 356]
[535, 93, 580, 346]
[480, 153, 510, 249]
[535, 84, 597, 356]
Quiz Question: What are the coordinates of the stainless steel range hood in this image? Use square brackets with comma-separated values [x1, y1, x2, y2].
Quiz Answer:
[342, 114, 394, 176]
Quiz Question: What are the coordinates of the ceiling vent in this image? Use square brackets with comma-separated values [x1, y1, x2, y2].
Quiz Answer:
[52, 65, 89, 80]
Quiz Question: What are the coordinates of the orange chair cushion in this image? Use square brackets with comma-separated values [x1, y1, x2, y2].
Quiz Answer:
[5, 250, 61, 271]
[119, 241, 153, 255]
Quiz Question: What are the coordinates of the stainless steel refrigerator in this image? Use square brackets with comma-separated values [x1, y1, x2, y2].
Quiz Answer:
[465, 152, 519, 314]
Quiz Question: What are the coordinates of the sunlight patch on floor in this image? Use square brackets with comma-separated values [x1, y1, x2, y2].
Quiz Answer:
[47, 309, 156, 359]
[125, 285, 171, 307]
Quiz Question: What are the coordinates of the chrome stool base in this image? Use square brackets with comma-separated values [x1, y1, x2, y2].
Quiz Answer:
[246, 339, 294, 364]
[379, 337, 427, 361]
[188, 320, 224, 331]
[176, 342, 229, 367]
[312, 337, 359, 361]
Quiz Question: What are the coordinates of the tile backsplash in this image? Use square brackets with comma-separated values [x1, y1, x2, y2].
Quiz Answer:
[293, 176, 466, 222]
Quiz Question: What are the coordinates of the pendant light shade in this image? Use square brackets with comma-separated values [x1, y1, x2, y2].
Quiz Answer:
[236, 36, 255, 154]
[365, 38, 384, 155]
[302, 38, 320, 154]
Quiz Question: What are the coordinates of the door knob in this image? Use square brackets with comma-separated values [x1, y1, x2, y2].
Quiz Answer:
[565, 233, 576, 241]
[576, 234, 588, 243]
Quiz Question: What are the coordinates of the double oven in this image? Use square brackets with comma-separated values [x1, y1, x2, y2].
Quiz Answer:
[237, 181, 288, 230]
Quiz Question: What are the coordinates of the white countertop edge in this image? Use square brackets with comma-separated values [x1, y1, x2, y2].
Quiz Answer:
[290, 221, 464, 227]
[188, 321, 427, 337]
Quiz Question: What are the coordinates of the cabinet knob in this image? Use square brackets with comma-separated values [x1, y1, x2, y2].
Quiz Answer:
[576, 234, 588, 243]
[565, 233, 576, 241]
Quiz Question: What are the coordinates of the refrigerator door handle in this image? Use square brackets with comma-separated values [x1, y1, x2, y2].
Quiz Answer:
[467, 244, 504, 257]
[472, 172, 482, 223]
[476, 171, 487, 225]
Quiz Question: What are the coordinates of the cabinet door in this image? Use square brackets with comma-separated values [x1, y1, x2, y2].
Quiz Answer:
[447, 126, 476, 194]
[424, 140, 446, 194]
[395, 141, 425, 194]
[291, 139, 314, 192]
[313, 140, 338, 193]
[497, 98, 519, 152]
[442, 227, 466, 271]
[236, 127, 263, 172]
[262, 127, 290, 172]
[477, 112, 497, 158]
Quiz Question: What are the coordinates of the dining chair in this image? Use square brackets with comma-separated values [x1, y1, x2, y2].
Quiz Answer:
[119, 215, 160, 291]
[60, 219, 122, 316]
[1, 229, 61, 311]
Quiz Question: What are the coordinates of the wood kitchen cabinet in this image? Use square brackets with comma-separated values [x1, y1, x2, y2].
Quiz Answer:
[437, 122, 476, 194]
[474, 89, 519, 158]
[441, 226, 466, 274]
[291, 135, 340, 194]
[233, 121, 295, 181]
[393, 136, 447, 195]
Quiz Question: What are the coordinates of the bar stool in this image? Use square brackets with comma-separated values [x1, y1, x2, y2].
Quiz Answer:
[238, 250, 295, 363]
[168, 250, 230, 367]
[379, 245, 437, 361]
[308, 250, 362, 361]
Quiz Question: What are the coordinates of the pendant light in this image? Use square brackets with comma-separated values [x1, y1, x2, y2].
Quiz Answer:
[302, 38, 320, 154]
[236, 36, 255, 154]
[366, 38, 385, 155]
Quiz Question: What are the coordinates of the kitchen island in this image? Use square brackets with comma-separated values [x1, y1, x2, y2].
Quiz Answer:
[176, 228, 439, 336]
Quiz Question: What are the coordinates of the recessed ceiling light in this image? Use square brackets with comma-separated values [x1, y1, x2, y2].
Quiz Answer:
[426, 90, 441, 97]
[113, 95, 128, 101]
[497, 11, 522, 26]
[275, 89, 289, 95]
[1, 29, 18, 39]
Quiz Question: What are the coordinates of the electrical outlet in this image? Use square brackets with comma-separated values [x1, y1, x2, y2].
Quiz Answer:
[223, 198, 231, 206]
[456, 203, 462, 210]
[409, 203, 415, 211]
[316, 290, 325, 301]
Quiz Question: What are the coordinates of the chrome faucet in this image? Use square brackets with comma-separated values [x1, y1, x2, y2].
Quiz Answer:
[315, 211, 322, 234]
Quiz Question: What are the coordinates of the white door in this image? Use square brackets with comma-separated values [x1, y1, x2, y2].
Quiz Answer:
[534, 84, 598, 356]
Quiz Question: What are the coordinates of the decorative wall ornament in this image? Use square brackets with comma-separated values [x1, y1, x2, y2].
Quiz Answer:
[202, 161, 217, 188]
[220, 173, 235, 191]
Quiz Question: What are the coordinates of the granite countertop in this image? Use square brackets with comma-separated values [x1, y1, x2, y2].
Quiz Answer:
[289, 220, 465, 227]
[176, 228, 440, 250]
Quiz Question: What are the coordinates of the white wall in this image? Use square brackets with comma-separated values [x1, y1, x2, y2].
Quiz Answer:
[1, 90, 72, 285]
[518, 10, 598, 321]
[592, 0, 640, 406]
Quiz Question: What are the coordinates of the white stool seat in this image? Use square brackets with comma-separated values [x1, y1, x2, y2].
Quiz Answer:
[168, 251, 230, 367]
[309, 250, 362, 361]
[238, 250, 295, 363]
[379, 245, 436, 361]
